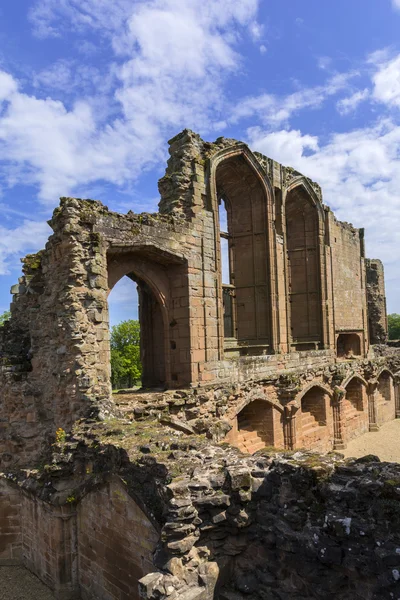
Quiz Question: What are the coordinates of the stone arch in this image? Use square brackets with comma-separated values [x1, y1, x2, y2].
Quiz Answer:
[208, 145, 277, 355]
[233, 389, 285, 418]
[376, 369, 395, 425]
[297, 382, 333, 402]
[284, 180, 325, 351]
[342, 373, 368, 389]
[298, 384, 333, 452]
[342, 376, 368, 441]
[376, 366, 394, 380]
[226, 397, 284, 454]
[107, 247, 189, 389]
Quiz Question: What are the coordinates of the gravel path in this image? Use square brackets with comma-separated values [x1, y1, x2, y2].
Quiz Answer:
[341, 418, 400, 462]
[0, 566, 54, 600]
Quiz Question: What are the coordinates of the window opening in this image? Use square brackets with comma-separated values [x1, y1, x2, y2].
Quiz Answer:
[219, 198, 235, 338]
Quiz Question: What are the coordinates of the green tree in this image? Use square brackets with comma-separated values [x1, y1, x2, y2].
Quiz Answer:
[110, 320, 141, 389]
[0, 310, 11, 326]
[388, 313, 400, 340]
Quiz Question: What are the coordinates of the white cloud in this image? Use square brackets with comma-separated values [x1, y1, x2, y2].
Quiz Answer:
[232, 71, 359, 126]
[33, 59, 106, 93]
[317, 56, 332, 71]
[247, 127, 319, 166]
[0, 1, 260, 205]
[337, 88, 370, 115]
[392, 0, 400, 10]
[249, 21, 264, 42]
[0, 220, 51, 275]
[372, 54, 400, 107]
[0, 72, 18, 102]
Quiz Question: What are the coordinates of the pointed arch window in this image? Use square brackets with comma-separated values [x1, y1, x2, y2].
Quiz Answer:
[216, 154, 271, 348]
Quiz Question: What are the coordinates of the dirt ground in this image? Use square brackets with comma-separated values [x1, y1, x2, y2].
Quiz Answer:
[0, 566, 54, 600]
[341, 418, 400, 462]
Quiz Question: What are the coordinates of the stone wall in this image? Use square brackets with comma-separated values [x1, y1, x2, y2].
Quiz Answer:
[0, 374, 400, 600]
[137, 449, 400, 600]
[0, 129, 391, 476]
[0, 476, 159, 600]
[78, 478, 158, 600]
[0, 479, 22, 565]
[366, 259, 388, 344]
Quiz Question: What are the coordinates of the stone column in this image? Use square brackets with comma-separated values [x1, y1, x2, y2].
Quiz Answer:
[368, 379, 380, 432]
[332, 386, 346, 450]
[283, 403, 299, 450]
[394, 373, 400, 419]
[277, 376, 301, 450]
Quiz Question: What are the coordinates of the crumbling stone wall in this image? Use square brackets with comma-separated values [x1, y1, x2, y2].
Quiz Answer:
[329, 217, 367, 350]
[153, 453, 400, 600]
[2, 426, 400, 600]
[0, 128, 392, 466]
[366, 258, 388, 344]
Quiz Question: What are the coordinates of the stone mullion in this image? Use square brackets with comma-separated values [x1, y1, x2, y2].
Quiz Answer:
[281, 188, 292, 352]
[266, 188, 279, 353]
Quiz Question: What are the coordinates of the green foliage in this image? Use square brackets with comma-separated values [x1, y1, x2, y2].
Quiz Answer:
[0, 310, 11, 326]
[110, 320, 142, 389]
[388, 313, 400, 340]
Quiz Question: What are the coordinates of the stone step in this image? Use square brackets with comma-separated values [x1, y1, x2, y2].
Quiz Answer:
[237, 429, 260, 442]
[301, 423, 322, 436]
[301, 413, 317, 426]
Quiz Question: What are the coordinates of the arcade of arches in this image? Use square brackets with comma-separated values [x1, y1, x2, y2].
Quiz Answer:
[227, 370, 398, 454]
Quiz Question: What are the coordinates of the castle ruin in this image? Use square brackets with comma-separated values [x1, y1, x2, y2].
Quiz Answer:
[0, 130, 399, 600]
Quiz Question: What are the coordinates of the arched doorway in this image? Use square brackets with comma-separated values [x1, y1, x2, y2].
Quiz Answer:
[343, 377, 368, 441]
[106, 248, 190, 390]
[286, 186, 323, 350]
[108, 273, 166, 389]
[299, 386, 332, 451]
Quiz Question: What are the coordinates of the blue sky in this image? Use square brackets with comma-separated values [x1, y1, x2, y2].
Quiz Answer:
[1, 0, 400, 326]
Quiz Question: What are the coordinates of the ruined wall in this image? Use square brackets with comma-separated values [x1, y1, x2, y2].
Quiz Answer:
[0, 129, 390, 467]
[366, 258, 388, 344]
[0, 476, 159, 600]
[138, 449, 400, 600]
[78, 478, 158, 600]
[329, 216, 367, 354]
[21, 496, 78, 597]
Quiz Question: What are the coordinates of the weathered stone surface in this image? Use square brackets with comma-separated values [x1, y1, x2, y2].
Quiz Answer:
[0, 129, 398, 600]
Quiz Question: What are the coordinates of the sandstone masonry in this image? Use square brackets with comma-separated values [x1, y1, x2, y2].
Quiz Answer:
[0, 129, 399, 600]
